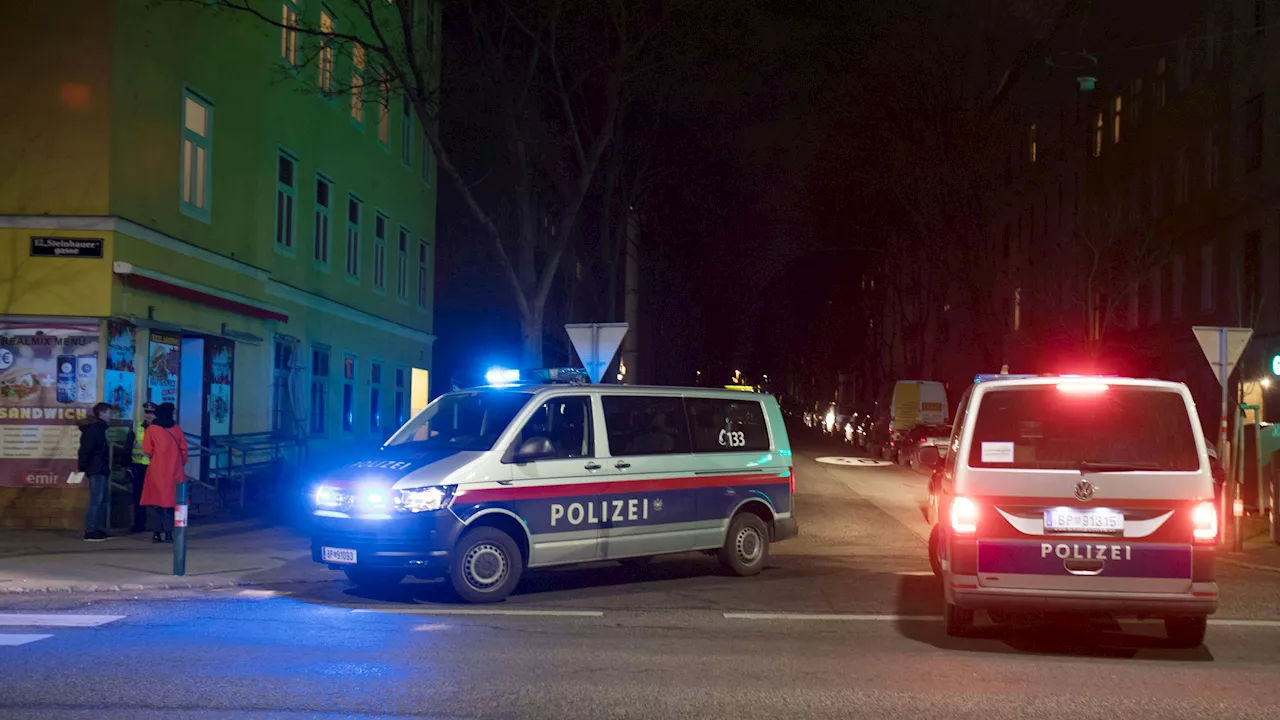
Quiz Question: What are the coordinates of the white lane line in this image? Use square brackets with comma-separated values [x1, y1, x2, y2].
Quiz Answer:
[352, 608, 605, 617]
[237, 589, 287, 599]
[0, 614, 125, 628]
[724, 612, 943, 622]
[0, 634, 53, 646]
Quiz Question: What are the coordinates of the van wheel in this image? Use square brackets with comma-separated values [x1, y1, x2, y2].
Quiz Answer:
[449, 527, 523, 603]
[928, 525, 942, 577]
[343, 567, 404, 588]
[1165, 616, 1208, 648]
[719, 513, 770, 576]
[945, 602, 973, 637]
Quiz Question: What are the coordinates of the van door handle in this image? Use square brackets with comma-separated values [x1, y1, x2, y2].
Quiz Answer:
[615, 461, 631, 470]
[584, 462, 601, 471]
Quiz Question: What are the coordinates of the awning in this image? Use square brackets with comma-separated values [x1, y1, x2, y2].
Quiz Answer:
[113, 262, 288, 323]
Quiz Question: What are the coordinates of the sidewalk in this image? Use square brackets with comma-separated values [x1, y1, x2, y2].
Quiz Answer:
[1223, 514, 1280, 574]
[0, 520, 343, 594]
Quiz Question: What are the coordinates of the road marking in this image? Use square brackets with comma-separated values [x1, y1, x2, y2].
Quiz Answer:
[1210, 619, 1280, 628]
[237, 589, 286, 599]
[0, 614, 124, 628]
[352, 607, 605, 617]
[0, 634, 53, 646]
[816, 457, 893, 468]
[724, 612, 943, 622]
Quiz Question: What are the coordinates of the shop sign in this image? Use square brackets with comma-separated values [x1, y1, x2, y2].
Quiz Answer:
[29, 237, 104, 259]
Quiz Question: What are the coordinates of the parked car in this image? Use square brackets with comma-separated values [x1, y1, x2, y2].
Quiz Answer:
[901, 424, 951, 469]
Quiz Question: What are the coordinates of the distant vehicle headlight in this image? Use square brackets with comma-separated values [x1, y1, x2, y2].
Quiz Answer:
[397, 486, 454, 513]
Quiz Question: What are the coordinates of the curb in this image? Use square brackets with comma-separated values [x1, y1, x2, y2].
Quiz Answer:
[0, 575, 345, 595]
[1222, 559, 1280, 575]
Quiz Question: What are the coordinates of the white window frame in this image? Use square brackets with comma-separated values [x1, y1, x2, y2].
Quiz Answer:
[417, 237, 429, 309]
[351, 43, 366, 127]
[281, 0, 299, 68]
[342, 353, 357, 434]
[275, 149, 298, 254]
[314, 173, 333, 269]
[400, 94, 413, 166]
[346, 194, 362, 281]
[370, 360, 383, 436]
[180, 86, 214, 222]
[310, 345, 330, 436]
[377, 70, 391, 147]
[397, 226, 410, 301]
[319, 9, 335, 96]
[373, 211, 388, 293]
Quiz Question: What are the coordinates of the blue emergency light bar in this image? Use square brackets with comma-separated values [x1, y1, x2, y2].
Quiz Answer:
[973, 373, 1121, 383]
[483, 367, 590, 387]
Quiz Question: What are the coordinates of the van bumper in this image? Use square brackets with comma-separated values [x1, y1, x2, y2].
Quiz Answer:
[310, 511, 464, 577]
[774, 516, 799, 542]
[949, 584, 1219, 617]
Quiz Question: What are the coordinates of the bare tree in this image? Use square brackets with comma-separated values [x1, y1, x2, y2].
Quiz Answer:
[171, 0, 661, 365]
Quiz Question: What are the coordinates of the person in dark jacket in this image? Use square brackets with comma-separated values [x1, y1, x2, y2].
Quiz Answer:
[78, 402, 114, 542]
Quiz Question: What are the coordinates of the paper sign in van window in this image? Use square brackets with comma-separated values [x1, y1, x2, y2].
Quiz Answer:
[981, 442, 1015, 463]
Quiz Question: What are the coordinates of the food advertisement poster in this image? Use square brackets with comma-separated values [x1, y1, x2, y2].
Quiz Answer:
[207, 338, 233, 436]
[147, 333, 180, 407]
[103, 321, 136, 420]
[0, 323, 101, 487]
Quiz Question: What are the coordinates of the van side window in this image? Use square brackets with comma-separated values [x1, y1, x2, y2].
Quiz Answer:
[602, 396, 691, 456]
[513, 396, 593, 459]
[685, 397, 770, 452]
[944, 390, 970, 472]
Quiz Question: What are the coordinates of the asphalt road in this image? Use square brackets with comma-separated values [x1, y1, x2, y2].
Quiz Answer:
[3, 433, 1280, 719]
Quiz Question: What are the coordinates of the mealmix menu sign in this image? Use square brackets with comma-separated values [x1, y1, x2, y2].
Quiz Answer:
[0, 323, 101, 486]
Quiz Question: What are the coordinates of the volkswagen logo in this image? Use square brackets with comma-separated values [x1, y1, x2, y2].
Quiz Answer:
[1074, 480, 1096, 502]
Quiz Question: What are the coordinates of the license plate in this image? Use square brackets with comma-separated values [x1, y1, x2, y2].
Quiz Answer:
[1043, 508, 1124, 534]
[322, 547, 358, 564]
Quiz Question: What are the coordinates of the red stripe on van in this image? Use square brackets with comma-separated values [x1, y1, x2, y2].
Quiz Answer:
[456, 473, 789, 504]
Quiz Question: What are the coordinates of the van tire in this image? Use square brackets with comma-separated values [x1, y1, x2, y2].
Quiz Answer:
[1164, 616, 1207, 648]
[720, 512, 770, 576]
[449, 527, 523, 603]
[928, 525, 942, 577]
[945, 602, 973, 637]
[343, 567, 404, 588]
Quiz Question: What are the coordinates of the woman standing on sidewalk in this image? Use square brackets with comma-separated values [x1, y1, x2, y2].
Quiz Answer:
[141, 402, 188, 543]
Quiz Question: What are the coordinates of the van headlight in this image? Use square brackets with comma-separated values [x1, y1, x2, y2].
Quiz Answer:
[314, 485, 350, 510]
[397, 486, 454, 513]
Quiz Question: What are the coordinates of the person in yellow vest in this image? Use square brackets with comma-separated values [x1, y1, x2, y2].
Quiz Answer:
[127, 402, 157, 533]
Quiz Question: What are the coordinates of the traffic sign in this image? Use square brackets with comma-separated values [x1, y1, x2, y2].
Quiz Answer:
[1193, 326, 1252, 387]
[565, 323, 628, 384]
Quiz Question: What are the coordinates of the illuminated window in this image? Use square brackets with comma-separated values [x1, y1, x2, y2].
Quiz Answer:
[346, 194, 362, 279]
[417, 238, 430, 309]
[397, 227, 409, 300]
[351, 44, 366, 125]
[281, 1, 299, 66]
[319, 10, 335, 95]
[275, 150, 296, 252]
[1013, 288, 1022, 332]
[180, 88, 213, 220]
[314, 175, 332, 267]
[1029, 124, 1037, 164]
[1113, 95, 1122, 143]
[377, 72, 391, 146]
[1093, 112, 1103, 157]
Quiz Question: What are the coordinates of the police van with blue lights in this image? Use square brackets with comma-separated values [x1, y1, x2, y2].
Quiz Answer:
[310, 370, 798, 602]
[919, 374, 1219, 647]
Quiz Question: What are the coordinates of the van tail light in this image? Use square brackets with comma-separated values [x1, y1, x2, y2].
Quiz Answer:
[789, 468, 796, 496]
[1192, 501, 1218, 543]
[950, 497, 979, 535]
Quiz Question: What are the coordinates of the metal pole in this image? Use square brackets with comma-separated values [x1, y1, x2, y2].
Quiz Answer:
[1234, 406, 1245, 553]
[1219, 328, 1230, 548]
[173, 481, 188, 576]
[1254, 403, 1266, 521]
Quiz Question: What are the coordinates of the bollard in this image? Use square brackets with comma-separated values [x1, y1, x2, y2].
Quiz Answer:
[173, 481, 188, 576]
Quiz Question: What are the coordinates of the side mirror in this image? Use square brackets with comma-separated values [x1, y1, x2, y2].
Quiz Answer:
[918, 446, 941, 469]
[513, 436, 555, 463]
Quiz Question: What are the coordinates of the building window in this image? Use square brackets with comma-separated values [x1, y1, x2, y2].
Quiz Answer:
[1176, 148, 1189, 204]
[314, 175, 332, 267]
[310, 346, 330, 435]
[1206, 12, 1218, 70]
[351, 43, 366, 126]
[271, 338, 294, 433]
[1012, 288, 1022, 332]
[421, 131, 434, 185]
[342, 354, 356, 434]
[1029, 124, 1037, 164]
[1247, 95, 1265, 172]
[1205, 125, 1221, 189]
[1155, 57, 1167, 109]
[180, 88, 213, 220]
[400, 95, 413, 166]
[377, 71, 391, 146]
[1149, 270, 1162, 326]
[397, 227, 409, 300]
[319, 10, 335, 95]
[373, 213, 388, 292]
[1113, 95, 1122, 144]
[275, 151, 296, 252]
[281, 1, 299, 66]
[394, 368, 407, 427]
[370, 362, 382, 435]
[417, 239, 429, 309]
[1200, 243, 1215, 312]
[1172, 254, 1184, 319]
[346, 194, 362, 279]
[1093, 112, 1103, 157]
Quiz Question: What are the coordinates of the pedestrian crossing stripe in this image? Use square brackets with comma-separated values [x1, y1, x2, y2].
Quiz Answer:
[0, 614, 124, 627]
[0, 634, 52, 646]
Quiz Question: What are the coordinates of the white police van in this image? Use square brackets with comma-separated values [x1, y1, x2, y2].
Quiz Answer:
[310, 381, 798, 602]
[920, 375, 1218, 646]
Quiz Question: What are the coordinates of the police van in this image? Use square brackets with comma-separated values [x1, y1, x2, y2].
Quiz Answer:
[919, 375, 1218, 647]
[310, 382, 798, 602]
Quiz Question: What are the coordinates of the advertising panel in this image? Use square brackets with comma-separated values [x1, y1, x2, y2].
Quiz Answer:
[103, 321, 136, 420]
[207, 338, 233, 436]
[0, 323, 101, 486]
[147, 332, 181, 407]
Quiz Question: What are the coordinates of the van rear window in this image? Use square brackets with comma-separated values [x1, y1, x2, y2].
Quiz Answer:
[967, 386, 1200, 471]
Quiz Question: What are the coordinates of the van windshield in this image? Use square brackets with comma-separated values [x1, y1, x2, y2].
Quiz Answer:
[967, 385, 1200, 471]
[385, 391, 532, 451]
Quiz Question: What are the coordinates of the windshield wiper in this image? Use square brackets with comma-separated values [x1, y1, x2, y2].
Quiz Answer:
[1078, 461, 1160, 473]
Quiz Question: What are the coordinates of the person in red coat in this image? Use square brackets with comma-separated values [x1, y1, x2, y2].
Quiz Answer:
[141, 402, 188, 543]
